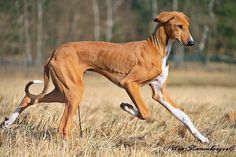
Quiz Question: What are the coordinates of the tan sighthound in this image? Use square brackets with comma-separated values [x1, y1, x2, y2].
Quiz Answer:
[1, 11, 209, 144]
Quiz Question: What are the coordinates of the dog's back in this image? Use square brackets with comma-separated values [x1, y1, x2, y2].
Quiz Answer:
[50, 41, 150, 82]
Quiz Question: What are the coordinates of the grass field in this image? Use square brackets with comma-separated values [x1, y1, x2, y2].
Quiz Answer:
[0, 63, 236, 157]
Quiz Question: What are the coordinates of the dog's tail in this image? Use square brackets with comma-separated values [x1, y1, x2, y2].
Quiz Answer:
[25, 63, 50, 100]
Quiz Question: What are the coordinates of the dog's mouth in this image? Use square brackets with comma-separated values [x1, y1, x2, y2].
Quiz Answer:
[176, 38, 188, 46]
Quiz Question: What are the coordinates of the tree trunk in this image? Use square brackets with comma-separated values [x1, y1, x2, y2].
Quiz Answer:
[36, 0, 43, 66]
[16, 1, 25, 67]
[70, 0, 80, 40]
[172, 0, 178, 11]
[173, 44, 185, 67]
[113, 0, 125, 11]
[208, 0, 215, 18]
[151, 0, 158, 31]
[23, 0, 32, 66]
[204, 0, 216, 64]
[106, 0, 113, 41]
[92, 0, 100, 41]
[198, 25, 209, 54]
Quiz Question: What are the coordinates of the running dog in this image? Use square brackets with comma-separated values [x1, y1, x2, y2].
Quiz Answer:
[1, 11, 209, 144]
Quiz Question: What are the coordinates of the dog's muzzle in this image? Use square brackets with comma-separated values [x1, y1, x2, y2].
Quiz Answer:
[187, 35, 194, 46]
[187, 39, 194, 46]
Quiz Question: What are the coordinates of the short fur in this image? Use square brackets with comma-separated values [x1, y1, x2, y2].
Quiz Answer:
[1, 12, 209, 144]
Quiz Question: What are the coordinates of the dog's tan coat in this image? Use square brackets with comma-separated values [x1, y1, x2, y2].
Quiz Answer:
[2, 12, 209, 143]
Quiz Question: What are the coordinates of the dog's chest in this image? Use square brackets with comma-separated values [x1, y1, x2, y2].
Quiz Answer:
[149, 40, 173, 89]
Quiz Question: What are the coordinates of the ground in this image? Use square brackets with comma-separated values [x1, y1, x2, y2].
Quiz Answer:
[0, 63, 236, 157]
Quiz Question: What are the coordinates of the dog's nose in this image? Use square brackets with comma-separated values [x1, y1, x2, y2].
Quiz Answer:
[187, 40, 194, 46]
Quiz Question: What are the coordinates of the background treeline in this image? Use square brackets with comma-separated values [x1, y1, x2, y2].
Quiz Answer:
[0, 0, 235, 68]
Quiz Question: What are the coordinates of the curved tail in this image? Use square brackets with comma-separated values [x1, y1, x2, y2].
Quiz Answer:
[25, 65, 50, 100]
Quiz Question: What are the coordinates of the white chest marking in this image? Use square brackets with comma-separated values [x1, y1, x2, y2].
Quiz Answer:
[150, 40, 173, 89]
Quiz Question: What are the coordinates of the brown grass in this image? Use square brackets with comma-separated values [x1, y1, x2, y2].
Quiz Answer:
[0, 64, 236, 156]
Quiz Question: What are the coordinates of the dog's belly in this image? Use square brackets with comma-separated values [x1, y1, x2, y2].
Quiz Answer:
[89, 68, 127, 86]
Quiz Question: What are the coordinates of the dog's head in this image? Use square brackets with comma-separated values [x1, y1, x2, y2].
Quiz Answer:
[153, 11, 194, 46]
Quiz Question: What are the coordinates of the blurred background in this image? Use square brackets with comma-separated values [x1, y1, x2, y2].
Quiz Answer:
[0, 0, 235, 72]
[0, 2, 236, 155]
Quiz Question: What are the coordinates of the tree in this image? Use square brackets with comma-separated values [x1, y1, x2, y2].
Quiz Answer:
[106, 0, 113, 41]
[36, 0, 43, 66]
[92, 0, 100, 41]
[198, 25, 209, 54]
[68, 0, 80, 41]
[23, 0, 32, 65]
[151, 0, 158, 31]
[204, 0, 216, 64]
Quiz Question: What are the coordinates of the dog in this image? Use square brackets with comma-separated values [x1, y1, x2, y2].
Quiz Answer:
[1, 11, 209, 144]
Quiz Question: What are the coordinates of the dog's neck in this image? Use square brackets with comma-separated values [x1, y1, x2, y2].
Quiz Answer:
[147, 24, 173, 58]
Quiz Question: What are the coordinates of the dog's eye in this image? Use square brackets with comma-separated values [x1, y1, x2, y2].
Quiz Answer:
[177, 25, 183, 29]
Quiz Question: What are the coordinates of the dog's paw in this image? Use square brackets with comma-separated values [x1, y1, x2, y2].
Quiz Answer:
[120, 102, 138, 117]
[199, 136, 210, 144]
[0, 117, 10, 129]
[195, 133, 210, 144]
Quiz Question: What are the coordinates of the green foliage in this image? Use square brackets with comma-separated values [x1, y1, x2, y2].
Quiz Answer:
[0, 0, 235, 60]
[131, 0, 153, 38]
[216, 0, 236, 51]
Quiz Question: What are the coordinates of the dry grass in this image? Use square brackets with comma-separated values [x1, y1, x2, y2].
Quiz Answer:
[0, 64, 236, 157]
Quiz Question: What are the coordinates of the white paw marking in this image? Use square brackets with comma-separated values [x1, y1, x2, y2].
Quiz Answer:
[2, 107, 20, 128]
[195, 132, 210, 144]
[120, 103, 138, 117]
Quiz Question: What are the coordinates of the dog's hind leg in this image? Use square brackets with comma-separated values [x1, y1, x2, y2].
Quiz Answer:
[48, 57, 87, 137]
[38, 88, 65, 103]
[1, 95, 33, 128]
[62, 80, 84, 138]
[1, 88, 65, 128]
[58, 104, 68, 135]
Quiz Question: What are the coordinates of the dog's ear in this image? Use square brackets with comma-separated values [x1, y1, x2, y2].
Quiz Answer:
[179, 12, 190, 23]
[184, 15, 190, 23]
[153, 12, 174, 23]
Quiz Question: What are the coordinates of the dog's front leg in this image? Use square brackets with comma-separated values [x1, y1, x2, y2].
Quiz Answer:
[150, 84, 209, 144]
[120, 81, 150, 120]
